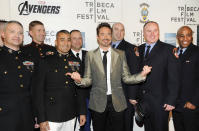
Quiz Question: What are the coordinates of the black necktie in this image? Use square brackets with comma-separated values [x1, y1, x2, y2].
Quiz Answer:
[145, 45, 151, 59]
[112, 44, 116, 48]
[76, 53, 81, 61]
[103, 51, 108, 75]
[179, 49, 183, 58]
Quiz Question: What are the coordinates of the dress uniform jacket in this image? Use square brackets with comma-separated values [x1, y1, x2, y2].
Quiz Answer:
[32, 50, 86, 123]
[0, 46, 34, 131]
[22, 41, 56, 66]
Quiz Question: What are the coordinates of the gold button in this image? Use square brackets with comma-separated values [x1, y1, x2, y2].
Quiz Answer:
[15, 56, 19, 60]
[0, 107, 2, 111]
[40, 53, 43, 56]
[55, 69, 58, 72]
[20, 84, 24, 88]
[39, 48, 42, 51]
[64, 59, 66, 61]
[19, 74, 23, 78]
[4, 71, 7, 74]
[65, 66, 68, 69]
[65, 81, 68, 84]
[17, 66, 21, 69]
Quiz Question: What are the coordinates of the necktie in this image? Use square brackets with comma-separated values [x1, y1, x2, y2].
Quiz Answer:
[179, 49, 183, 58]
[76, 53, 81, 61]
[145, 45, 151, 59]
[103, 51, 108, 75]
[112, 44, 116, 48]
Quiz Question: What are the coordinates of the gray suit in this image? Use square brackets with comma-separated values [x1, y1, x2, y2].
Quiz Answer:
[79, 47, 145, 113]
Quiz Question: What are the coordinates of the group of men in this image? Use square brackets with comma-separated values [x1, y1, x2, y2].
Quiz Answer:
[0, 19, 198, 131]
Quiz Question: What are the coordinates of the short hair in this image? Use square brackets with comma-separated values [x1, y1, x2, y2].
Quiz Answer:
[4, 20, 23, 32]
[56, 30, 70, 39]
[29, 20, 44, 31]
[70, 29, 81, 34]
[143, 21, 159, 29]
[177, 26, 193, 36]
[0, 20, 7, 30]
[96, 22, 112, 36]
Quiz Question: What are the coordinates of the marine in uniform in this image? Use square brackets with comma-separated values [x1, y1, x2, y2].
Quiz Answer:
[32, 30, 86, 131]
[0, 21, 34, 131]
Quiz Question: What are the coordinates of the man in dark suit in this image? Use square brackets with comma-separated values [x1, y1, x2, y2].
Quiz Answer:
[0, 21, 34, 131]
[137, 21, 180, 131]
[112, 22, 139, 131]
[68, 23, 152, 131]
[70, 29, 91, 131]
[172, 26, 199, 131]
[32, 30, 86, 131]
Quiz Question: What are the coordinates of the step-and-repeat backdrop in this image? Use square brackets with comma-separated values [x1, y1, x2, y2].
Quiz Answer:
[0, 0, 199, 131]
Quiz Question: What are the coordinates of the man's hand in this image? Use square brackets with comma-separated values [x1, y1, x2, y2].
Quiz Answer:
[79, 115, 86, 126]
[184, 102, 196, 110]
[40, 121, 50, 131]
[66, 72, 82, 83]
[141, 65, 152, 77]
[129, 99, 138, 105]
[163, 104, 175, 111]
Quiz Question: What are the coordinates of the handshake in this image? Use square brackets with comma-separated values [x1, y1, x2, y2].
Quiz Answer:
[66, 65, 152, 83]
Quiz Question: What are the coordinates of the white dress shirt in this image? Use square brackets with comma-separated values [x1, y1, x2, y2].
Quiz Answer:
[99, 47, 112, 95]
[71, 49, 82, 60]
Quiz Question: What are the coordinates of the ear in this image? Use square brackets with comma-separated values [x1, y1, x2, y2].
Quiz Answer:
[55, 39, 57, 47]
[29, 30, 33, 37]
[1, 31, 5, 39]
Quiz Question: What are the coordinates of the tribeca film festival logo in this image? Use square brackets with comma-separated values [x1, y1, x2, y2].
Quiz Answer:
[140, 3, 150, 23]
[18, 1, 61, 15]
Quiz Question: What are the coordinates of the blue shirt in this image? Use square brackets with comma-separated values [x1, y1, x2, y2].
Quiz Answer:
[178, 48, 187, 55]
[112, 40, 122, 48]
[144, 42, 156, 55]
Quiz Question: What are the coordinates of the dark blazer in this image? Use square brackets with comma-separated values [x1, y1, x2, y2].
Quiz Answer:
[32, 51, 86, 123]
[175, 44, 199, 111]
[138, 40, 180, 107]
[0, 46, 34, 131]
[115, 39, 139, 100]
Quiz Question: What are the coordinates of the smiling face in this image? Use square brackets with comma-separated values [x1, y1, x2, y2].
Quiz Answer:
[29, 24, 45, 44]
[143, 22, 159, 44]
[177, 26, 193, 49]
[2, 22, 24, 50]
[71, 31, 83, 51]
[97, 27, 112, 49]
[55, 32, 71, 54]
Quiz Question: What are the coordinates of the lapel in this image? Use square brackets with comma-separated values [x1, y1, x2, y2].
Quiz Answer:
[179, 44, 194, 62]
[116, 39, 125, 50]
[146, 40, 162, 60]
[93, 48, 105, 75]
[111, 48, 119, 73]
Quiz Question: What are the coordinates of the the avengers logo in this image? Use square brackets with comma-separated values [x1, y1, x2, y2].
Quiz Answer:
[18, 1, 61, 15]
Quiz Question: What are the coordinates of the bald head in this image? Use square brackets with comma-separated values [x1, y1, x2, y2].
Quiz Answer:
[112, 22, 125, 42]
[177, 26, 193, 48]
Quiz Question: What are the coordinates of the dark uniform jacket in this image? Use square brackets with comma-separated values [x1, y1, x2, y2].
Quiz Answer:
[175, 44, 199, 111]
[0, 46, 34, 131]
[22, 41, 56, 66]
[32, 50, 86, 123]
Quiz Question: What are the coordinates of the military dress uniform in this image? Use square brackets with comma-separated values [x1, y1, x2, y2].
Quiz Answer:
[0, 46, 34, 131]
[22, 41, 56, 66]
[32, 50, 86, 130]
